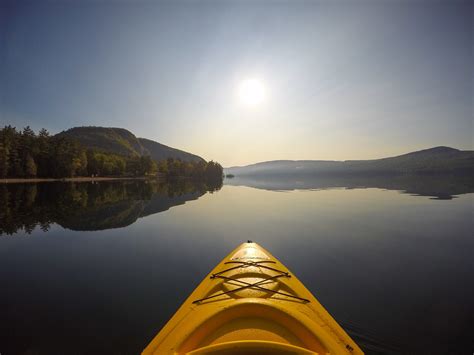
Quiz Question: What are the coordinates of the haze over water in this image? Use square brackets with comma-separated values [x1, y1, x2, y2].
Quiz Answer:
[1, 179, 472, 354]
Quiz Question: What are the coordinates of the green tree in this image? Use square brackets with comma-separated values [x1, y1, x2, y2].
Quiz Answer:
[50, 138, 87, 178]
[139, 156, 157, 175]
[157, 160, 168, 175]
[10, 145, 24, 177]
[0, 143, 9, 178]
[25, 154, 37, 177]
[37, 128, 51, 177]
[71, 150, 87, 176]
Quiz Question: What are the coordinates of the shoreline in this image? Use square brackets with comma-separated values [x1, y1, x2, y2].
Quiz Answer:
[0, 176, 154, 184]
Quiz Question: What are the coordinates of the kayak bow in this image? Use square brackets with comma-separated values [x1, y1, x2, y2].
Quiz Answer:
[143, 241, 363, 355]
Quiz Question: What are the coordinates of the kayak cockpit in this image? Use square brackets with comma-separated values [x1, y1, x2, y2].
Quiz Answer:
[175, 301, 328, 354]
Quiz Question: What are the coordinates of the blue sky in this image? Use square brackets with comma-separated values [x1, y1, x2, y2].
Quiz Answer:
[1, 0, 472, 166]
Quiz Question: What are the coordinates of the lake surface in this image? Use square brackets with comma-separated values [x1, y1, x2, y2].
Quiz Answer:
[1, 177, 473, 354]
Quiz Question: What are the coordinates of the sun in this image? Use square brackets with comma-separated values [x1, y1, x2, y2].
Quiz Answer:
[238, 78, 265, 106]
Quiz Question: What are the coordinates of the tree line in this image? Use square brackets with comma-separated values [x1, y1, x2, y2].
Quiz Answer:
[0, 126, 223, 180]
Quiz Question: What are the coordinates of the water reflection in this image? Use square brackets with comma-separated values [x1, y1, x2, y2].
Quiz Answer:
[225, 174, 474, 200]
[0, 179, 222, 235]
[0, 182, 472, 354]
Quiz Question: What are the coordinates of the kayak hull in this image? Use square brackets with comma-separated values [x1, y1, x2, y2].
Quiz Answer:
[143, 242, 363, 355]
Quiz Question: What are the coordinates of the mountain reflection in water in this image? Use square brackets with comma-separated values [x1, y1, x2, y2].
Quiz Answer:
[225, 174, 474, 200]
[0, 179, 222, 235]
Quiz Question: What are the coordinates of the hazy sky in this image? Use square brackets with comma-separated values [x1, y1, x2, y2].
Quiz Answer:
[1, 0, 472, 166]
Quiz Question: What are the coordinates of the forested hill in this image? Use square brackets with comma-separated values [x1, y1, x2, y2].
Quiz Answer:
[56, 126, 204, 163]
[138, 137, 204, 163]
[225, 147, 474, 176]
[0, 125, 222, 179]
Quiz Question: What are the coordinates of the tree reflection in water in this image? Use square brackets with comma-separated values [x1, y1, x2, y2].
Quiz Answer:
[0, 179, 222, 235]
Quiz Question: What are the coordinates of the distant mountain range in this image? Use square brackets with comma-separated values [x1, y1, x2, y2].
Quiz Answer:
[225, 147, 474, 176]
[56, 126, 205, 163]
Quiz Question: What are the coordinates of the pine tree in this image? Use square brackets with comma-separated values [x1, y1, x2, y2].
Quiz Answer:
[38, 128, 49, 138]
[37, 128, 51, 177]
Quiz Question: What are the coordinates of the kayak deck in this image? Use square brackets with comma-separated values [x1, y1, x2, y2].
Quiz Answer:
[143, 242, 363, 355]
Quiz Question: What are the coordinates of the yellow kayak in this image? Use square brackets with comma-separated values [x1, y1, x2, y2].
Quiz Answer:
[143, 241, 363, 355]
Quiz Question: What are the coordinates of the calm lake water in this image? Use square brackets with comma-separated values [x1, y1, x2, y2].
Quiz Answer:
[1, 177, 473, 354]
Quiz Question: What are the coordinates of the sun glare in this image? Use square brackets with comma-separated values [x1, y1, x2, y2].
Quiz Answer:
[238, 78, 265, 106]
